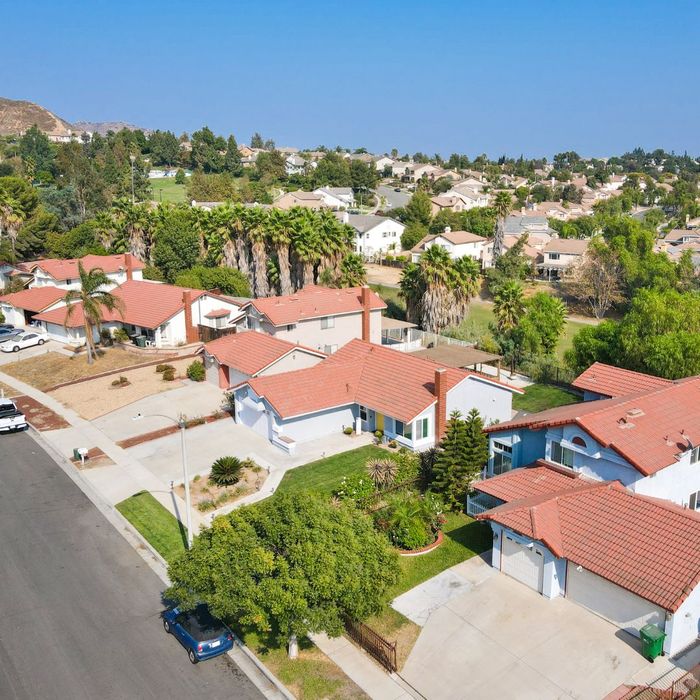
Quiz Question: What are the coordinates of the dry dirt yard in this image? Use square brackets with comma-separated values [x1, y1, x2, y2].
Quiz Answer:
[2, 348, 173, 391]
[365, 263, 402, 286]
[49, 358, 196, 420]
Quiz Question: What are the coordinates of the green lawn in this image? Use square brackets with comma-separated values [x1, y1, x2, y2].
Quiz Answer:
[149, 177, 187, 204]
[558, 318, 589, 360]
[276, 444, 387, 497]
[513, 383, 581, 413]
[116, 491, 187, 562]
[389, 511, 492, 599]
[369, 284, 406, 320]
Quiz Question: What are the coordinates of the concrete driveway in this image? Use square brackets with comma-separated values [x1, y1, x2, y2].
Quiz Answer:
[396, 556, 657, 700]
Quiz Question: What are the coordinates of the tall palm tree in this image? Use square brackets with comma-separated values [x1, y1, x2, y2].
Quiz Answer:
[338, 253, 367, 288]
[63, 263, 125, 365]
[93, 211, 118, 251]
[492, 191, 513, 261]
[419, 245, 455, 333]
[230, 203, 251, 282]
[268, 208, 294, 295]
[493, 280, 525, 332]
[245, 207, 270, 297]
[399, 263, 425, 324]
[0, 190, 25, 254]
[451, 255, 481, 323]
[113, 199, 152, 261]
[291, 211, 320, 288]
[213, 203, 238, 268]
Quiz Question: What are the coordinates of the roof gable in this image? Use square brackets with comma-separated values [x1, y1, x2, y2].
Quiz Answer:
[0, 286, 66, 312]
[572, 362, 672, 398]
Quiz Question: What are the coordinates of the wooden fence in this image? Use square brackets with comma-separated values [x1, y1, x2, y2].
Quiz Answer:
[197, 325, 239, 343]
[344, 617, 397, 672]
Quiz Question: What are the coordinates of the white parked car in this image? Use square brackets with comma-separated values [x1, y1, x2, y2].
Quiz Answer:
[1, 330, 49, 353]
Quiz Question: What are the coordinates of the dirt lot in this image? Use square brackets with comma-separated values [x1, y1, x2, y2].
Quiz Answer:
[49, 358, 197, 420]
[365, 263, 402, 286]
[2, 348, 177, 391]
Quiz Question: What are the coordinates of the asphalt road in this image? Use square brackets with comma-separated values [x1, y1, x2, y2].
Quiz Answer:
[0, 430, 263, 700]
[375, 185, 411, 210]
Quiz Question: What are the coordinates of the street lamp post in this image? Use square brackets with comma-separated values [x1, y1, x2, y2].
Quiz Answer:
[132, 412, 193, 547]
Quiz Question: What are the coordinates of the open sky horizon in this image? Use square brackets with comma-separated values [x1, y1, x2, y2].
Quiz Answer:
[4, 0, 699, 159]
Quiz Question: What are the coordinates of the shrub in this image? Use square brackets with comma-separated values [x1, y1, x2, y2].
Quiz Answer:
[394, 449, 420, 483]
[343, 426, 353, 435]
[162, 367, 176, 381]
[376, 492, 445, 551]
[374, 430, 383, 439]
[113, 328, 130, 343]
[111, 375, 129, 387]
[156, 363, 174, 373]
[193, 474, 201, 482]
[209, 456, 243, 486]
[366, 457, 398, 489]
[388, 440, 398, 449]
[197, 499, 216, 512]
[100, 328, 113, 346]
[332, 472, 375, 503]
[186, 360, 205, 382]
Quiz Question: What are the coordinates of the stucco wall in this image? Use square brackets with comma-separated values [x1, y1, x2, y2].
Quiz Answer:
[261, 349, 323, 375]
[446, 375, 514, 426]
[666, 581, 700, 655]
[278, 404, 356, 443]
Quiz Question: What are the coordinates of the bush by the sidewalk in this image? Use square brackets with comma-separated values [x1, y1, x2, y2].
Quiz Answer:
[161, 367, 176, 381]
[186, 360, 205, 382]
[210, 456, 243, 486]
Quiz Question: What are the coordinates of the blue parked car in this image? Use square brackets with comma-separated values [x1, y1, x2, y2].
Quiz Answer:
[162, 605, 234, 664]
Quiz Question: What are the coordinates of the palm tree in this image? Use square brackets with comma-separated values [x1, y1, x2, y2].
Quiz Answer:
[213, 203, 238, 268]
[493, 280, 525, 332]
[113, 199, 152, 261]
[419, 245, 455, 333]
[268, 208, 294, 295]
[399, 263, 425, 324]
[230, 203, 251, 282]
[245, 207, 270, 297]
[338, 253, 367, 288]
[492, 191, 513, 261]
[0, 190, 25, 254]
[93, 211, 118, 251]
[291, 212, 320, 288]
[451, 256, 481, 323]
[64, 263, 125, 365]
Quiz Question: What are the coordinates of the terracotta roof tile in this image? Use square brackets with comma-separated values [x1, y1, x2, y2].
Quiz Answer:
[572, 362, 672, 398]
[248, 285, 386, 327]
[31, 254, 145, 281]
[0, 286, 66, 312]
[204, 332, 324, 377]
[479, 481, 700, 611]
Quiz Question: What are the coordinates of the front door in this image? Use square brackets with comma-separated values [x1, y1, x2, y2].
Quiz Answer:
[376, 413, 384, 431]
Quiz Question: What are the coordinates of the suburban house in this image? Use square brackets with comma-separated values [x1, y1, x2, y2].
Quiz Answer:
[537, 238, 590, 279]
[29, 280, 245, 348]
[202, 331, 326, 389]
[339, 213, 405, 259]
[472, 463, 700, 657]
[504, 214, 556, 239]
[285, 155, 308, 175]
[232, 338, 521, 454]
[429, 195, 464, 216]
[391, 162, 412, 178]
[28, 253, 145, 290]
[0, 286, 67, 327]
[572, 362, 672, 401]
[374, 156, 395, 172]
[244, 285, 385, 352]
[313, 187, 355, 209]
[273, 190, 325, 210]
[445, 185, 490, 210]
[411, 227, 487, 264]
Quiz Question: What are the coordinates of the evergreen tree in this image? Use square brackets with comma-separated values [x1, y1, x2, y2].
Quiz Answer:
[432, 411, 471, 510]
[223, 135, 243, 176]
[463, 409, 489, 483]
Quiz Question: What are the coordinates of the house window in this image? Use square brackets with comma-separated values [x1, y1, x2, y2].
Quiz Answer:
[359, 406, 368, 422]
[690, 491, 700, 510]
[415, 417, 429, 440]
[394, 420, 412, 441]
[492, 441, 512, 475]
[286, 324, 296, 332]
[320, 316, 335, 329]
[324, 344, 338, 354]
[551, 441, 574, 468]
[572, 436, 587, 448]
[549, 253, 560, 261]
[66, 278, 74, 284]
[691, 446, 700, 464]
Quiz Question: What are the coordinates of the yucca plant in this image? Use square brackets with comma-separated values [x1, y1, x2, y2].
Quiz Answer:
[209, 456, 243, 486]
[366, 458, 399, 490]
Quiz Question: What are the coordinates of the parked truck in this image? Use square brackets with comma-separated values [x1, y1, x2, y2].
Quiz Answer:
[0, 398, 28, 433]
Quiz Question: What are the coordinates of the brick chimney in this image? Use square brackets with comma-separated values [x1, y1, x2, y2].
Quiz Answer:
[124, 253, 133, 281]
[182, 290, 198, 344]
[361, 286, 371, 342]
[434, 368, 447, 442]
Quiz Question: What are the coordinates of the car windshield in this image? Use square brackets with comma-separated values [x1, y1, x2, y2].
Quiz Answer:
[0, 402, 19, 418]
[180, 605, 227, 641]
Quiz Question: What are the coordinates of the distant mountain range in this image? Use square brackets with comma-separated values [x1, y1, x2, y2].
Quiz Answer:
[0, 97, 150, 137]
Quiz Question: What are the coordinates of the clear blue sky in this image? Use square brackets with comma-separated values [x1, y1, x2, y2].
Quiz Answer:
[4, 0, 699, 158]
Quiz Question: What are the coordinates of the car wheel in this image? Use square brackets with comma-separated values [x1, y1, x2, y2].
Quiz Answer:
[12, 346, 19, 353]
[188, 649, 198, 664]
[38, 339, 45, 345]
[163, 619, 171, 633]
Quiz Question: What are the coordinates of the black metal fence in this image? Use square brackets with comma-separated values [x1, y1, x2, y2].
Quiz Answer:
[344, 617, 397, 672]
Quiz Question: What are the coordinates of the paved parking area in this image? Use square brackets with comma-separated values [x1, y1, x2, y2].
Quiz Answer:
[397, 556, 660, 700]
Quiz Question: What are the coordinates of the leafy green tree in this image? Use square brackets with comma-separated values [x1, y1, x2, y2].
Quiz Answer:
[174, 265, 251, 297]
[223, 135, 243, 176]
[492, 191, 513, 259]
[493, 280, 525, 331]
[165, 493, 399, 654]
[46, 220, 106, 258]
[174, 168, 186, 185]
[349, 159, 379, 192]
[404, 190, 432, 228]
[148, 130, 180, 166]
[38, 185, 83, 231]
[401, 221, 428, 251]
[254, 151, 286, 182]
[487, 234, 533, 290]
[191, 126, 225, 173]
[15, 208, 59, 260]
[520, 292, 567, 355]
[63, 262, 125, 364]
[313, 152, 352, 187]
[250, 132, 264, 149]
[152, 209, 200, 281]
[19, 125, 56, 177]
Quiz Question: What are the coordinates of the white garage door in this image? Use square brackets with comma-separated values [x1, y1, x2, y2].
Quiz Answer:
[567, 566, 665, 636]
[502, 535, 544, 592]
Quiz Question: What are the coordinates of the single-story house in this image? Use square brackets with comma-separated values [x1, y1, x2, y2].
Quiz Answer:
[202, 331, 325, 389]
[29, 253, 145, 290]
[474, 463, 700, 657]
[232, 338, 521, 454]
[245, 285, 385, 352]
[313, 187, 355, 209]
[31, 280, 245, 348]
[0, 286, 67, 327]
[273, 190, 325, 210]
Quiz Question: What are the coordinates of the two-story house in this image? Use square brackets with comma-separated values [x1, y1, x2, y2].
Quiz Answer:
[313, 187, 355, 209]
[411, 227, 487, 265]
[29, 254, 145, 290]
[339, 213, 405, 259]
[537, 238, 590, 279]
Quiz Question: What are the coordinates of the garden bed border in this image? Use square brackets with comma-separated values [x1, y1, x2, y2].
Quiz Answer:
[397, 529, 444, 557]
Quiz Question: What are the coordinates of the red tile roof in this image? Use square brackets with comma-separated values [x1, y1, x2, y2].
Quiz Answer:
[478, 481, 700, 612]
[572, 362, 672, 398]
[243, 339, 519, 422]
[486, 377, 700, 476]
[473, 461, 592, 502]
[33, 280, 206, 330]
[30, 254, 145, 281]
[0, 286, 66, 312]
[204, 309, 231, 319]
[248, 285, 386, 326]
[205, 332, 325, 376]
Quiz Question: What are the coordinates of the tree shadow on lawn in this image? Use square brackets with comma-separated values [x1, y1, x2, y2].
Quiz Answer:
[444, 519, 492, 554]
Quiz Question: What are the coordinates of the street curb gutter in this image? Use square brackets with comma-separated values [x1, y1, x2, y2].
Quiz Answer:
[27, 427, 294, 700]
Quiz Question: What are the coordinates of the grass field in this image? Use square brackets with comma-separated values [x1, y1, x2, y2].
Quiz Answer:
[116, 491, 187, 562]
[513, 383, 581, 413]
[276, 444, 386, 497]
[149, 177, 187, 204]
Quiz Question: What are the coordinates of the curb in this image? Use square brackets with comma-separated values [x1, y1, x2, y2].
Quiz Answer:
[27, 427, 294, 700]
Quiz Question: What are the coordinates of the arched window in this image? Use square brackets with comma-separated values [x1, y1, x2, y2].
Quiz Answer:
[572, 436, 587, 448]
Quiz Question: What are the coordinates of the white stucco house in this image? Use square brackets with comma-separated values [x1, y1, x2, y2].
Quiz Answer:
[468, 363, 700, 657]
[243, 285, 385, 353]
[445, 184, 490, 210]
[232, 338, 521, 454]
[338, 213, 405, 259]
[411, 227, 487, 265]
[313, 187, 355, 209]
[0, 286, 67, 327]
[537, 238, 590, 279]
[28, 254, 145, 291]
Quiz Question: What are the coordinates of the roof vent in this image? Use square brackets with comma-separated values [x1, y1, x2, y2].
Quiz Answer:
[626, 408, 644, 418]
[617, 416, 635, 429]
